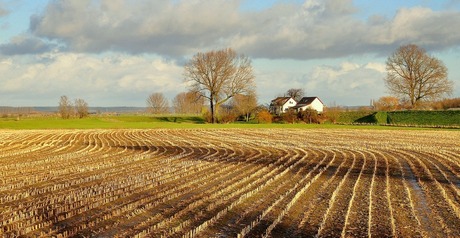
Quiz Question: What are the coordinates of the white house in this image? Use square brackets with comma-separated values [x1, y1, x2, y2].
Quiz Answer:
[269, 97, 297, 115]
[292, 97, 324, 113]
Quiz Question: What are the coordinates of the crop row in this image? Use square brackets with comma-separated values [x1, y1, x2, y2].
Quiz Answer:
[0, 128, 458, 237]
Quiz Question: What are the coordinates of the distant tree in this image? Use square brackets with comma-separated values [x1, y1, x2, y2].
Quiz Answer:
[286, 88, 304, 102]
[385, 44, 453, 108]
[147, 92, 169, 114]
[74, 98, 89, 118]
[184, 48, 255, 123]
[441, 97, 460, 109]
[374, 96, 400, 111]
[58, 95, 73, 119]
[231, 93, 258, 122]
[173, 91, 204, 114]
[431, 97, 460, 110]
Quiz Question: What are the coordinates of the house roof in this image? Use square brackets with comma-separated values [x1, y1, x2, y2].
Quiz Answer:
[296, 97, 324, 106]
[270, 97, 295, 106]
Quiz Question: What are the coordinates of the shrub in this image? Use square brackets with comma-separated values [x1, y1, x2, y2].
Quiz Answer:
[202, 110, 212, 123]
[281, 109, 297, 124]
[324, 107, 341, 123]
[298, 109, 319, 124]
[256, 110, 273, 124]
[219, 110, 238, 123]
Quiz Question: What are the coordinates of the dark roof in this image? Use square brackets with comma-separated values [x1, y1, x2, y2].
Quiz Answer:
[297, 97, 324, 105]
[270, 97, 294, 106]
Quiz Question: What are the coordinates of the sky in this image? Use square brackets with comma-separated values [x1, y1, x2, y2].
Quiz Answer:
[0, 0, 459, 107]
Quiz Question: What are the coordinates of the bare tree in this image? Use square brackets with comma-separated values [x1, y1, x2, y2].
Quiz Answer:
[173, 91, 204, 114]
[184, 48, 255, 123]
[385, 44, 453, 108]
[74, 98, 89, 118]
[147, 92, 169, 114]
[286, 88, 304, 102]
[58, 95, 73, 119]
[231, 93, 258, 122]
[374, 96, 399, 111]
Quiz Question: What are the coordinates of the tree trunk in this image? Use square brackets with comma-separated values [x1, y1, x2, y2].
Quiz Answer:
[210, 95, 215, 124]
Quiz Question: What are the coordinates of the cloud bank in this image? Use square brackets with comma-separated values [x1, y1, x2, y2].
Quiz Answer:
[19, 0, 460, 59]
[0, 35, 57, 55]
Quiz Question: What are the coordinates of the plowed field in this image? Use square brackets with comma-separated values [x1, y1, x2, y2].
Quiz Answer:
[0, 129, 459, 237]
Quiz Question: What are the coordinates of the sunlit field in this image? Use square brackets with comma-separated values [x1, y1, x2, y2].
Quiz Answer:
[1, 128, 459, 237]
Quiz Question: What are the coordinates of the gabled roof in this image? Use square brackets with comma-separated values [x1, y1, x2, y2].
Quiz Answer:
[270, 97, 295, 106]
[296, 97, 324, 106]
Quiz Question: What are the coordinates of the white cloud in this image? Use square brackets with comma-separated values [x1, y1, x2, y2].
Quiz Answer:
[304, 62, 386, 105]
[0, 53, 184, 106]
[365, 62, 386, 73]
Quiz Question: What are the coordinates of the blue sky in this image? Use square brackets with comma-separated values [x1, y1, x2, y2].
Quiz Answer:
[1, 0, 459, 107]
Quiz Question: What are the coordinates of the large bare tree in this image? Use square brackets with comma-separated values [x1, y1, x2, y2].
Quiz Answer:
[173, 91, 204, 114]
[286, 88, 304, 102]
[385, 44, 453, 108]
[146, 92, 169, 114]
[184, 48, 255, 123]
[58, 95, 73, 119]
[74, 98, 89, 118]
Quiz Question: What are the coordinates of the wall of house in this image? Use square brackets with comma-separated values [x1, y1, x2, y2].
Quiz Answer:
[298, 98, 324, 113]
[282, 98, 297, 112]
[310, 99, 324, 112]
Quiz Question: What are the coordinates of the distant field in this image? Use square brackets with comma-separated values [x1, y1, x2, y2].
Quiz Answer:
[0, 115, 205, 129]
[1, 128, 459, 237]
[0, 114, 410, 130]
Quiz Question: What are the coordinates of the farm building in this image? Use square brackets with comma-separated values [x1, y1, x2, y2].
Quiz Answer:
[269, 97, 297, 115]
[292, 97, 324, 113]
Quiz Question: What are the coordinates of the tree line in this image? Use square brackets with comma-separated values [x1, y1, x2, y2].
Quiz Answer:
[146, 86, 324, 124]
[58, 96, 89, 119]
[372, 96, 460, 111]
[58, 45, 456, 122]
[146, 91, 260, 123]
